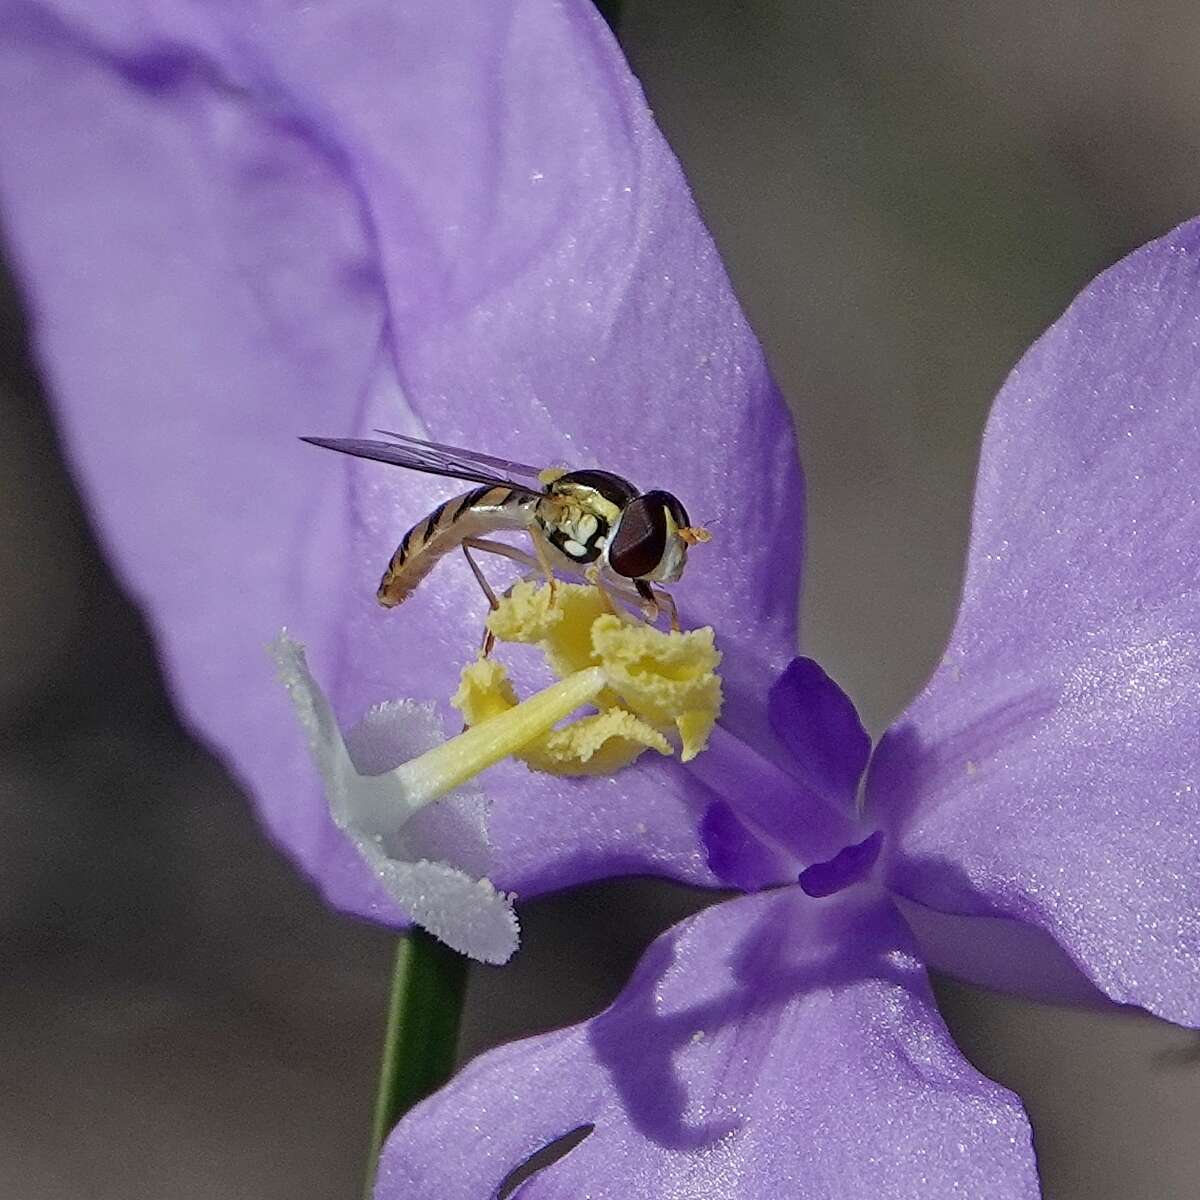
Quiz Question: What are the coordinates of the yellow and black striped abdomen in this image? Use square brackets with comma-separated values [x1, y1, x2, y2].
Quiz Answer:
[377, 485, 537, 607]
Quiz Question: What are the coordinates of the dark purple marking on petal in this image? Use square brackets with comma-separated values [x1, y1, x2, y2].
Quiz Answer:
[769, 657, 870, 808]
[120, 44, 212, 94]
[798, 829, 884, 898]
[683, 724, 863, 872]
[699, 800, 790, 892]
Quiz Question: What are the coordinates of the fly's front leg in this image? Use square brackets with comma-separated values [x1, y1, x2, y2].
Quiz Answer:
[634, 579, 659, 623]
[528, 526, 559, 606]
[658, 588, 681, 633]
[585, 564, 624, 619]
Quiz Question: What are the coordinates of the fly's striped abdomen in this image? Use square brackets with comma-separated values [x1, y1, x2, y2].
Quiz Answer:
[377, 485, 537, 607]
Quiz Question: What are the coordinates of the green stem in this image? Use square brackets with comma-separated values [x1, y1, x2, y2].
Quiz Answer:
[363, 931, 469, 1198]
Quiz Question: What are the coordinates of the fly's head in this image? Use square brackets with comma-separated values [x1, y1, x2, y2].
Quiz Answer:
[605, 489, 711, 584]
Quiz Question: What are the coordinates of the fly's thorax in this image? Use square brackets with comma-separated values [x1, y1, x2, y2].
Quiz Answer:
[537, 500, 610, 565]
[537, 469, 636, 566]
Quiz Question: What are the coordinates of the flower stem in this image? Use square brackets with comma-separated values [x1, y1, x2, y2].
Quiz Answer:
[363, 931, 469, 1198]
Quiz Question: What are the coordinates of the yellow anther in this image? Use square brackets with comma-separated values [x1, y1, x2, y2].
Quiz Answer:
[590, 614, 722, 761]
[463, 582, 723, 774]
[452, 656, 519, 723]
[486, 580, 610, 678]
[523, 710, 672, 774]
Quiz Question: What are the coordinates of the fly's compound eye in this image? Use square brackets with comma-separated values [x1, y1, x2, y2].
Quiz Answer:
[607, 491, 682, 579]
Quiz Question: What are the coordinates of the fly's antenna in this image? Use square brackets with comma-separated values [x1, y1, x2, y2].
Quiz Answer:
[680, 513, 719, 544]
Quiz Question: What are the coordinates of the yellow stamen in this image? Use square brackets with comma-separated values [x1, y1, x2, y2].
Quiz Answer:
[392, 665, 607, 805]
[522, 710, 672, 773]
[591, 614, 722, 761]
[487, 580, 614, 680]
[462, 581, 723, 775]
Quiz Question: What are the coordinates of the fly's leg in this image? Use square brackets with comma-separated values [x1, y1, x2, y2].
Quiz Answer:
[463, 535, 653, 626]
[634, 580, 680, 631]
[462, 543, 501, 608]
[529, 527, 559, 606]
[461, 535, 572, 650]
[585, 564, 626, 620]
[658, 588, 681, 633]
[461, 543, 500, 657]
[634, 579, 659, 623]
[461, 537, 543, 657]
[461, 537, 541, 575]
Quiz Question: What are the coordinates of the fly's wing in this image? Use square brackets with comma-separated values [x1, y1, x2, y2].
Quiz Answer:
[300, 433, 547, 496]
[373, 429, 547, 481]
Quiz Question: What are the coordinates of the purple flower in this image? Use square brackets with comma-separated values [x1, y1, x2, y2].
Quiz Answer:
[1, 0, 1196, 1195]
[375, 225, 1200, 1195]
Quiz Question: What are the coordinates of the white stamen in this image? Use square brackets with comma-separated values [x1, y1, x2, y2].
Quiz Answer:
[270, 633, 606, 964]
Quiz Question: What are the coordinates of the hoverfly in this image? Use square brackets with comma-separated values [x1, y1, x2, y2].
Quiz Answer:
[301, 430, 710, 631]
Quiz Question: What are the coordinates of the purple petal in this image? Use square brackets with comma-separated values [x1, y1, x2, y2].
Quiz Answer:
[0, 1, 802, 919]
[770, 657, 871, 807]
[377, 888, 1038, 1200]
[869, 218, 1200, 1025]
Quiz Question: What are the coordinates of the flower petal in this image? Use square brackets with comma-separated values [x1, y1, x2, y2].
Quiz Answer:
[0, 1, 801, 919]
[377, 888, 1038, 1200]
[869, 218, 1200, 1024]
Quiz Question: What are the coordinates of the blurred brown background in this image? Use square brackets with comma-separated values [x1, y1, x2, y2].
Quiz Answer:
[3, 2, 1199, 1196]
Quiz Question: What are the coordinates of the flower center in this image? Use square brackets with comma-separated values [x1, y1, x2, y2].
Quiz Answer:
[453, 581, 723, 776]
